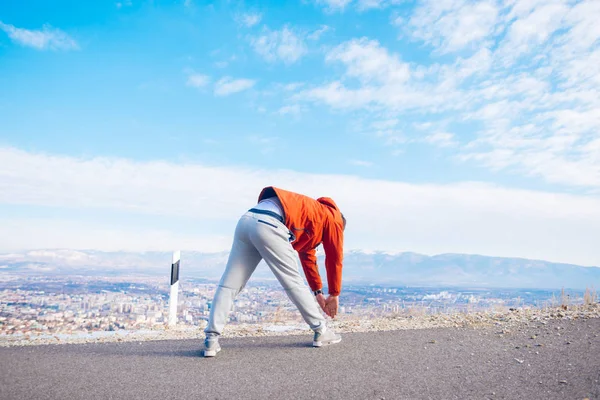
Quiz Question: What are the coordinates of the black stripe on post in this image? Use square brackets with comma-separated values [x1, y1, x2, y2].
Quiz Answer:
[170, 260, 180, 285]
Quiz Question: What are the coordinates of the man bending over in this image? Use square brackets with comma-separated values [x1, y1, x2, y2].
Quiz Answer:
[202, 186, 346, 357]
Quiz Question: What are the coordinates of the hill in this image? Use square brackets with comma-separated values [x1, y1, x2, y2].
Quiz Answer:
[1, 249, 599, 289]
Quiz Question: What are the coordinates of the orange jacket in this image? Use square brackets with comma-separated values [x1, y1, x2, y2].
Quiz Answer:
[258, 186, 345, 296]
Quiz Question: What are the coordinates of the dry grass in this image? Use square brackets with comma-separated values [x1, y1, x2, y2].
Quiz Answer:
[405, 305, 428, 317]
[584, 286, 597, 305]
[560, 287, 571, 309]
[491, 304, 509, 314]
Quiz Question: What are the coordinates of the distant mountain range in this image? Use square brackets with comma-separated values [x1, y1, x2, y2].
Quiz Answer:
[1, 249, 599, 290]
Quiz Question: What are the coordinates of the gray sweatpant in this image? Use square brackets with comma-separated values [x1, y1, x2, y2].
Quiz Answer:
[204, 211, 326, 337]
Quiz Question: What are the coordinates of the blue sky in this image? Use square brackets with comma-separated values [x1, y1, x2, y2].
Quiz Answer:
[1, 0, 599, 266]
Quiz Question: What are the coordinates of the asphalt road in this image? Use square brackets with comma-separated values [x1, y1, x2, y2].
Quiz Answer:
[1, 318, 599, 400]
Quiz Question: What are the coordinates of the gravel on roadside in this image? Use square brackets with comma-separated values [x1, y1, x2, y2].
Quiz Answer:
[1, 303, 598, 347]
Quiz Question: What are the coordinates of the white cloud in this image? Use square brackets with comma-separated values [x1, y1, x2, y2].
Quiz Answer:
[300, 81, 377, 110]
[300, 39, 450, 112]
[0, 21, 78, 51]
[423, 132, 457, 148]
[186, 73, 210, 88]
[357, 0, 385, 10]
[251, 26, 307, 64]
[366, 118, 407, 147]
[497, 1, 568, 64]
[116, 0, 132, 8]
[561, 0, 600, 53]
[0, 218, 230, 253]
[453, 48, 493, 80]
[282, 82, 305, 91]
[372, 119, 399, 130]
[277, 104, 302, 116]
[404, 0, 500, 53]
[349, 159, 373, 167]
[308, 25, 331, 40]
[237, 12, 262, 28]
[184, 72, 256, 96]
[315, 0, 401, 12]
[357, 0, 403, 11]
[316, 0, 353, 12]
[326, 38, 410, 84]
[214, 77, 256, 96]
[1, 147, 600, 265]
[295, 0, 600, 190]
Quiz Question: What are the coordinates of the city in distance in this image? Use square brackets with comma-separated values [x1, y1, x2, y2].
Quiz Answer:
[1, 274, 595, 339]
[2, 248, 598, 340]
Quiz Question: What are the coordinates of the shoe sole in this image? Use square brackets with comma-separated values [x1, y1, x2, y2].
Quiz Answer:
[312, 337, 342, 347]
[202, 347, 221, 357]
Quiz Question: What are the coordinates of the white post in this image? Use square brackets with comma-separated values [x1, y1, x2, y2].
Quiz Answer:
[168, 251, 181, 328]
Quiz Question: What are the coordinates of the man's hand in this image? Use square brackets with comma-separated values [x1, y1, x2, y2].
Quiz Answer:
[325, 295, 339, 318]
[315, 293, 327, 314]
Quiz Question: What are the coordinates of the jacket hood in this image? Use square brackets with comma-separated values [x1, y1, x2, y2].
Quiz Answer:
[316, 197, 339, 211]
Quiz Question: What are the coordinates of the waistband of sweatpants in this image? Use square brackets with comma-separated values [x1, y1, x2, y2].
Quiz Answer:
[248, 208, 285, 224]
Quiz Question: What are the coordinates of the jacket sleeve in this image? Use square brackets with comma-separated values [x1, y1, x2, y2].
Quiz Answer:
[322, 218, 344, 296]
[298, 249, 323, 292]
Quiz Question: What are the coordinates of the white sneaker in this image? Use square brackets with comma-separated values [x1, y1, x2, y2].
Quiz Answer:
[202, 338, 221, 357]
[313, 328, 342, 347]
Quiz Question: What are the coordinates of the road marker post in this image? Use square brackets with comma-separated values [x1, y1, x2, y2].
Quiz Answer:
[168, 251, 181, 327]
